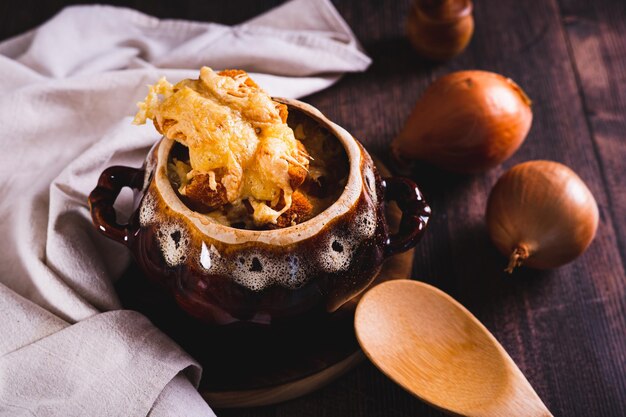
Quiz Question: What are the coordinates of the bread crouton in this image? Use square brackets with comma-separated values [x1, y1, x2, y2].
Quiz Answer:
[181, 173, 228, 212]
[270, 191, 314, 229]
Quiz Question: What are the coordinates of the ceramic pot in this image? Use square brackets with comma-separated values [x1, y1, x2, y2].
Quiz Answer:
[89, 98, 430, 325]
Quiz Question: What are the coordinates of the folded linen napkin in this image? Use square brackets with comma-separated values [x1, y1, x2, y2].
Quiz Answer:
[0, 1, 370, 416]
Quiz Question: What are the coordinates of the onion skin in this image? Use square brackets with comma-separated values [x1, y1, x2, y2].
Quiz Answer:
[486, 160, 599, 273]
[406, 0, 474, 61]
[392, 70, 532, 173]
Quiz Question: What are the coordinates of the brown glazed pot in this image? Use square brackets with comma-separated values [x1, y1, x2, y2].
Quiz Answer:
[89, 98, 430, 326]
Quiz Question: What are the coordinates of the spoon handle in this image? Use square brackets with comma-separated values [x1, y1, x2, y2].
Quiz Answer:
[472, 338, 554, 417]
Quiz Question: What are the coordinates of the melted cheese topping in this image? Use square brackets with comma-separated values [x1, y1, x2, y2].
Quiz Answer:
[134, 67, 306, 225]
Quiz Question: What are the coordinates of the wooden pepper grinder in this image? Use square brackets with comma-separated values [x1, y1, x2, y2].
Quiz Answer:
[406, 0, 474, 61]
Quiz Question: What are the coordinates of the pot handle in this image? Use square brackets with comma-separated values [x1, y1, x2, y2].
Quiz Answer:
[88, 166, 145, 245]
[382, 176, 431, 257]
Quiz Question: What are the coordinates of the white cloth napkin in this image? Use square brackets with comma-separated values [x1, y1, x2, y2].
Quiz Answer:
[0, 1, 370, 416]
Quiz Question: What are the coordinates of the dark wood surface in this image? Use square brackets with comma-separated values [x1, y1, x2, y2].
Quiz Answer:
[2, 1, 624, 416]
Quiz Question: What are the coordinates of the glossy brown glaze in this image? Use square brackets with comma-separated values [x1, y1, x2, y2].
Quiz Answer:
[89, 99, 430, 325]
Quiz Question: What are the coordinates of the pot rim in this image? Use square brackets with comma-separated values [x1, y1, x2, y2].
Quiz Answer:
[151, 97, 365, 246]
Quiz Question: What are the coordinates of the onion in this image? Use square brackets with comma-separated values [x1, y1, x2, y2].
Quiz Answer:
[391, 70, 533, 173]
[486, 160, 599, 273]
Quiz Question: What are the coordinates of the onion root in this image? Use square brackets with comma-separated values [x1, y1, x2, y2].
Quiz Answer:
[505, 245, 529, 274]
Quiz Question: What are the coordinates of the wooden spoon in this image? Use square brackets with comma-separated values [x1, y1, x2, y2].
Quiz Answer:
[354, 279, 553, 417]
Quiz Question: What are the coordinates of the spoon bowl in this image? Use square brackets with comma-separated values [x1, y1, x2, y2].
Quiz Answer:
[354, 279, 552, 416]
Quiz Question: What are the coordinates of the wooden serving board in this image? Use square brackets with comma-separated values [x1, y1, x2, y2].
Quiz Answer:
[115, 159, 415, 408]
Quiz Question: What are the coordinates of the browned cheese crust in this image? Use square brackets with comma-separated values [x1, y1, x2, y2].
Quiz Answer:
[166, 69, 312, 227]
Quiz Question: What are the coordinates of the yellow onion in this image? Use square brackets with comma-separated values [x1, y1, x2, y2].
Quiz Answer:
[406, 0, 474, 61]
[392, 70, 532, 173]
[486, 160, 599, 273]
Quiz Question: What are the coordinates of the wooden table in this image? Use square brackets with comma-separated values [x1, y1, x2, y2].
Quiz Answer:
[2, 0, 624, 415]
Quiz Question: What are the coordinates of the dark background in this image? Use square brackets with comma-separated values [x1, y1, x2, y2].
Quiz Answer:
[2, 1, 625, 416]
